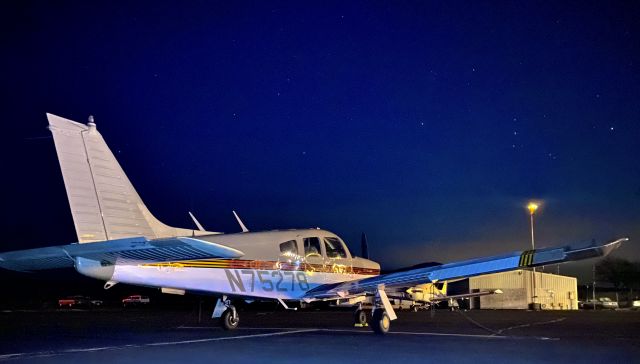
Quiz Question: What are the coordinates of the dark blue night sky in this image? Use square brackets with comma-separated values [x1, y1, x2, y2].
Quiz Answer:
[1, 1, 639, 278]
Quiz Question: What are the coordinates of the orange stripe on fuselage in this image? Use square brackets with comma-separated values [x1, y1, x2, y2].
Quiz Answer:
[142, 259, 380, 275]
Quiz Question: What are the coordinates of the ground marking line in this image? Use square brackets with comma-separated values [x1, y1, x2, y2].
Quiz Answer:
[320, 328, 557, 340]
[320, 328, 510, 339]
[497, 317, 567, 334]
[239, 327, 557, 340]
[146, 329, 318, 346]
[179, 326, 303, 330]
[0, 324, 561, 361]
[0, 353, 29, 360]
[178, 325, 557, 340]
[0, 329, 317, 361]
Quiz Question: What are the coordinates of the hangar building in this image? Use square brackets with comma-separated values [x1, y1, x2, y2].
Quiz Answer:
[452, 270, 578, 310]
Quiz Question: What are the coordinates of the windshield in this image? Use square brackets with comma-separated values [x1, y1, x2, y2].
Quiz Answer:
[324, 237, 347, 258]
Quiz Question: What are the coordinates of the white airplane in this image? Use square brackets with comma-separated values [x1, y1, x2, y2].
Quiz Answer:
[0, 114, 628, 334]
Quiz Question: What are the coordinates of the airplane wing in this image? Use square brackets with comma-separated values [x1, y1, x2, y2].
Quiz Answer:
[390, 289, 503, 305]
[0, 236, 244, 272]
[429, 289, 503, 302]
[304, 237, 628, 300]
[386, 289, 502, 308]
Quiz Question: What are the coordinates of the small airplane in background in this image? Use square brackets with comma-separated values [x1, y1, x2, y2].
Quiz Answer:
[392, 281, 502, 312]
[0, 114, 628, 334]
[334, 278, 503, 318]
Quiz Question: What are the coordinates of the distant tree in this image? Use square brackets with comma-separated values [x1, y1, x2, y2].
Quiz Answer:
[596, 258, 640, 292]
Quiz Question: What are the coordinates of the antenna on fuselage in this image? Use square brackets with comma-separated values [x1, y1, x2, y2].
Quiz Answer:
[188, 211, 206, 231]
[361, 232, 369, 259]
[233, 210, 249, 232]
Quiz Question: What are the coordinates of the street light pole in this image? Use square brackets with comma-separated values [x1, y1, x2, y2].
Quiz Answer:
[530, 212, 535, 252]
[592, 264, 597, 310]
[527, 202, 539, 309]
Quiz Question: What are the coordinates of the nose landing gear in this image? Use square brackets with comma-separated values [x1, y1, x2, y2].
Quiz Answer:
[213, 296, 239, 330]
[221, 305, 239, 330]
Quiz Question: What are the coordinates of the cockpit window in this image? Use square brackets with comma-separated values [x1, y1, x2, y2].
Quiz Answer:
[279, 240, 298, 256]
[303, 237, 322, 257]
[324, 237, 347, 259]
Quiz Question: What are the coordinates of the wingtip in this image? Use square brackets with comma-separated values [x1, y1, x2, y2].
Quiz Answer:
[599, 237, 628, 257]
[605, 237, 629, 247]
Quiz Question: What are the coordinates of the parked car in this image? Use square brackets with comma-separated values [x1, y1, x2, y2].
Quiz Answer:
[619, 299, 640, 310]
[122, 295, 150, 307]
[59, 296, 89, 308]
[58, 295, 102, 308]
[580, 297, 619, 310]
[90, 299, 104, 306]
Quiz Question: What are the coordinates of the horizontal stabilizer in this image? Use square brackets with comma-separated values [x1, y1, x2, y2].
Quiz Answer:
[0, 236, 244, 272]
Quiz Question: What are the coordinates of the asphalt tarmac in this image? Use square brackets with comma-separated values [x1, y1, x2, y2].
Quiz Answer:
[0, 307, 638, 363]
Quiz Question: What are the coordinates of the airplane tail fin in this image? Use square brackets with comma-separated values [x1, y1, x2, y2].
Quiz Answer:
[47, 113, 215, 243]
[441, 281, 447, 296]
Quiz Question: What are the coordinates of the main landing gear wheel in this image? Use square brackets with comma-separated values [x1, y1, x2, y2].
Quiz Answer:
[221, 307, 239, 330]
[354, 309, 368, 327]
[371, 310, 391, 335]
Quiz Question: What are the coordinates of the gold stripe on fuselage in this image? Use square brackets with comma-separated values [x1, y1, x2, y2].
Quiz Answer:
[141, 259, 380, 275]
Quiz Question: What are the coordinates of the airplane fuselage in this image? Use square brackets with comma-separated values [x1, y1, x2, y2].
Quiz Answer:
[76, 228, 381, 300]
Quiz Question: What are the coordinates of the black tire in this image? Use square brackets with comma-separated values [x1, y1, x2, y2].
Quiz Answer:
[371, 310, 391, 335]
[354, 309, 368, 326]
[221, 308, 239, 330]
